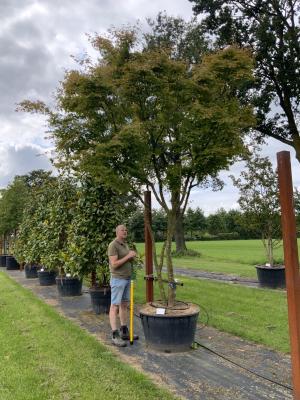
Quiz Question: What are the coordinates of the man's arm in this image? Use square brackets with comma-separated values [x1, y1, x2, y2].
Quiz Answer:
[109, 250, 136, 270]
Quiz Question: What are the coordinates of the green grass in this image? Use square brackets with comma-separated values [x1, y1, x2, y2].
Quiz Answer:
[0, 272, 176, 400]
[135, 240, 285, 278]
[134, 274, 290, 354]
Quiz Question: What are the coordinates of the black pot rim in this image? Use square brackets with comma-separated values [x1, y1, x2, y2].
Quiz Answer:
[140, 304, 200, 319]
[25, 264, 39, 269]
[38, 270, 56, 274]
[255, 264, 285, 270]
[55, 276, 82, 281]
[89, 286, 111, 292]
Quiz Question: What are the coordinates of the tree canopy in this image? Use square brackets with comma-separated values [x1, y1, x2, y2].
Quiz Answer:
[190, 0, 300, 162]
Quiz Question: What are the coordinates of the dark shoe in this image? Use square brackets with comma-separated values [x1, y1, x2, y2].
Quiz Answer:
[120, 326, 139, 341]
[111, 331, 127, 347]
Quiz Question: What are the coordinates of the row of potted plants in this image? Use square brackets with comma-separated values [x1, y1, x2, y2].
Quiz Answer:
[12, 174, 129, 314]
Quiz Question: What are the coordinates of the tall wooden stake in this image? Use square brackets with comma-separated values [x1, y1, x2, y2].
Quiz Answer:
[277, 151, 300, 399]
[144, 191, 153, 302]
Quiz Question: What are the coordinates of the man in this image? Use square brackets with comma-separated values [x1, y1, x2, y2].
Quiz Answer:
[108, 224, 138, 347]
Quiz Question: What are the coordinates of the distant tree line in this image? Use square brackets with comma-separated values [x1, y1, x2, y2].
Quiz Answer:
[128, 207, 258, 242]
[127, 204, 300, 243]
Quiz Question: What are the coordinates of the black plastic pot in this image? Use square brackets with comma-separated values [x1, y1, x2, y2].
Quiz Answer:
[6, 256, 20, 270]
[0, 255, 7, 267]
[38, 270, 57, 286]
[24, 264, 39, 279]
[140, 304, 200, 352]
[89, 287, 111, 314]
[56, 276, 82, 296]
[255, 265, 286, 289]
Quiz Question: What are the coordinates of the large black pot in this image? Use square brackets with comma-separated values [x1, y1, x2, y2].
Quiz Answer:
[38, 270, 57, 286]
[6, 256, 20, 270]
[89, 287, 111, 314]
[56, 276, 82, 296]
[140, 303, 200, 352]
[255, 265, 286, 289]
[0, 255, 8, 267]
[24, 264, 39, 279]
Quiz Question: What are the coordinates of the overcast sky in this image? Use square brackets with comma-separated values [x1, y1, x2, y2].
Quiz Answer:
[1, 0, 298, 214]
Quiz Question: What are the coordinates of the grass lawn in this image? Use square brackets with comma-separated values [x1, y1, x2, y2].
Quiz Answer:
[135, 240, 285, 278]
[0, 272, 176, 400]
[134, 274, 290, 354]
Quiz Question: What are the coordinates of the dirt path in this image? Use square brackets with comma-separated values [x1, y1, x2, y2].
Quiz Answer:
[169, 267, 266, 288]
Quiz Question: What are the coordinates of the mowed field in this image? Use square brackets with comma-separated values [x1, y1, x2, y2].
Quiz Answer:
[135, 240, 285, 278]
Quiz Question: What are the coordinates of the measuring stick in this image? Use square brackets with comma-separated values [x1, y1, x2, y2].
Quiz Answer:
[130, 279, 134, 345]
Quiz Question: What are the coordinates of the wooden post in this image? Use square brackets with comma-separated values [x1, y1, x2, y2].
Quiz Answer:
[144, 191, 154, 303]
[277, 151, 300, 399]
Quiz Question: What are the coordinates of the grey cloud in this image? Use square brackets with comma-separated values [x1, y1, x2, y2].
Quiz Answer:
[0, 143, 55, 187]
[0, 0, 194, 143]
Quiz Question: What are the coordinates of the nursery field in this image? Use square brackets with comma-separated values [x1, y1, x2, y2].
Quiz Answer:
[135, 239, 285, 278]
[0, 272, 175, 400]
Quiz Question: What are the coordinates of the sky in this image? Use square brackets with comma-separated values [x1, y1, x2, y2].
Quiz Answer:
[1, 0, 299, 215]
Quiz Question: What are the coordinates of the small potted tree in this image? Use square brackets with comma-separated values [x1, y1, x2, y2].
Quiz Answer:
[14, 197, 45, 279]
[44, 177, 81, 296]
[11, 170, 57, 278]
[64, 176, 127, 313]
[231, 153, 285, 288]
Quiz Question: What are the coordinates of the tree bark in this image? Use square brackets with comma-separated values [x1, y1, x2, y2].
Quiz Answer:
[166, 211, 176, 307]
[174, 211, 187, 253]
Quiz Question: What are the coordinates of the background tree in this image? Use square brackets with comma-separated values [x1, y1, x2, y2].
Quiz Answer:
[231, 154, 281, 265]
[190, 0, 300, 162]
[20, 26, 255, 305]
[152, 209, 168, 242]
[225, 209, 259, 239]
[18, 169, 55, 189]
[127, 207, 145, 242]
[145, 12, 209, 65]
[0, 177, 28, 253]
[207, 208, 228, 235]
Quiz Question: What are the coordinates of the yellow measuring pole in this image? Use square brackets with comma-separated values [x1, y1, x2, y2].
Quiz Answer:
[130, 279, 134, 345]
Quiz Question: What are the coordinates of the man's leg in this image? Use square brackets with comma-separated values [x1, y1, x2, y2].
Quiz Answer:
[110, 277, 127, 347]
[109, 304, 119, 331]
[119, 301, 128, 326]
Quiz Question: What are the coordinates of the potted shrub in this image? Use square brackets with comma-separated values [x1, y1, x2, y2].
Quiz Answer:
[13, 177, 57, 281]
[231, 153, 285, 288]
[64, 176, 127, 313]
[39, 176, 80, 295]
[14, 229, 42, 278]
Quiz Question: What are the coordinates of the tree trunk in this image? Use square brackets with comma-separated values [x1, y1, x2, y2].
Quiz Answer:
[91, 270, 97, 288]
[166, 211, 176, 307]
[174, 211, 187, 253]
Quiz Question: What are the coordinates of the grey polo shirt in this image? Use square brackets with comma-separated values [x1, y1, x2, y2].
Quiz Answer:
[107, 239, 132, 279]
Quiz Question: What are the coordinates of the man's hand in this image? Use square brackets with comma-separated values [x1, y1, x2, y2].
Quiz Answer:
[128, 250, 136, 259]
